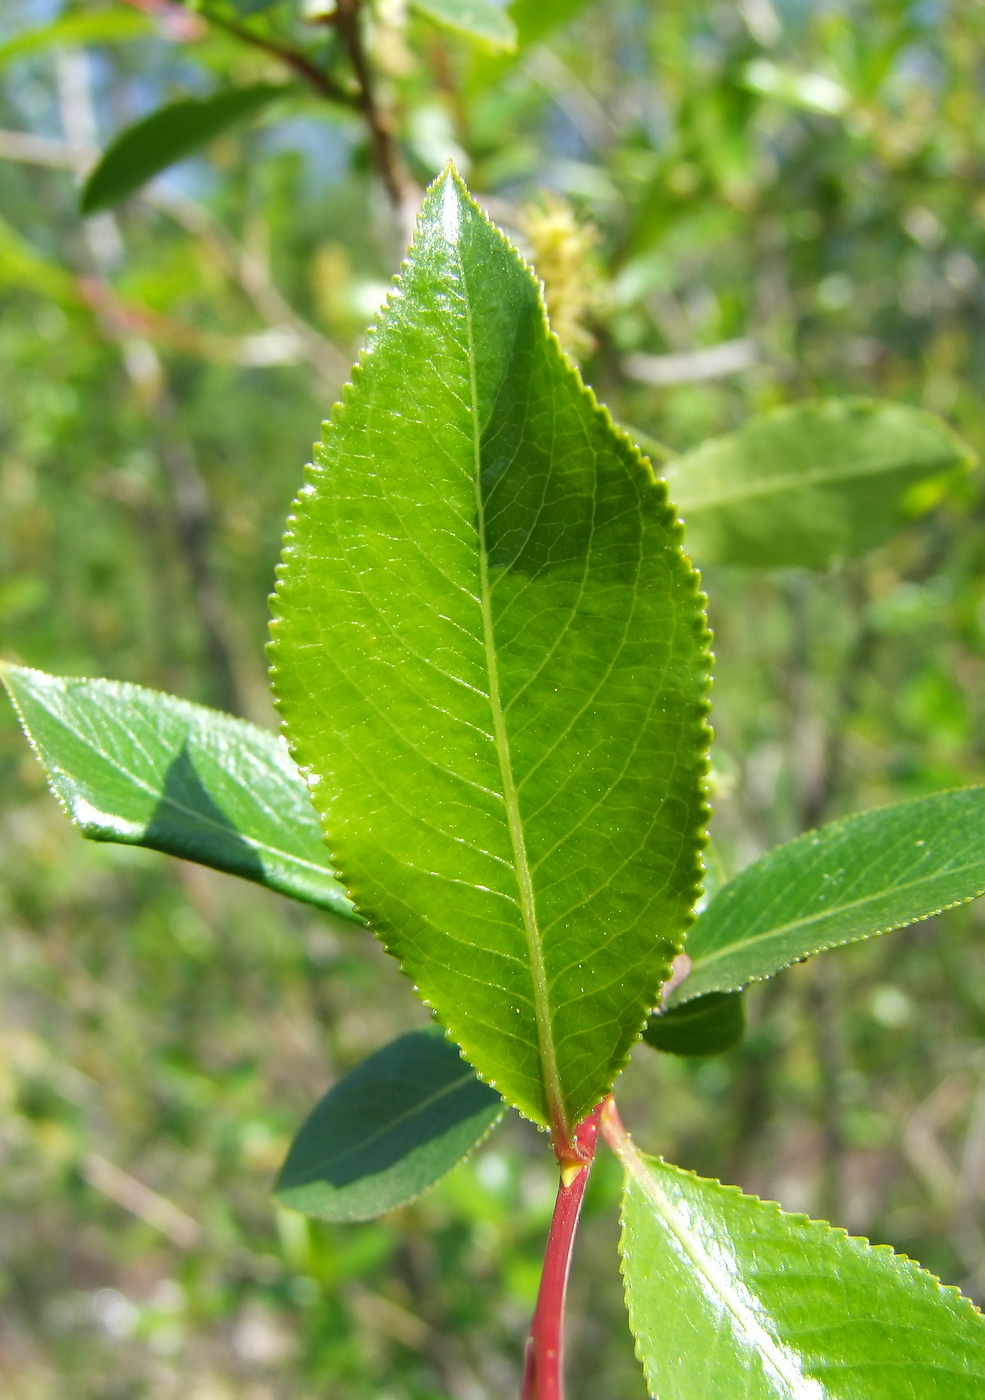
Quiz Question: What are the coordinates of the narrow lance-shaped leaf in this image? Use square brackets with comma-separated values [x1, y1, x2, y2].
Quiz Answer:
[270, 167, 711, 1136]
[275, 1027, 504, 1222]
[612, 1133, 985, 1399]
[81, 85, 290, 215]
[0, 664, 359, 922]
[664, 399, 973, 569]
[410, 0, 517, 51]
[671, 787, 985, 1006]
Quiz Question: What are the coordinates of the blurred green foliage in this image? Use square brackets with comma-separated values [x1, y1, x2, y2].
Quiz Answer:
[5, 0, 985, 1395]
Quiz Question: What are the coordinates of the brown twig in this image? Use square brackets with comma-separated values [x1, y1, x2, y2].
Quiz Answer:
[178, 6, 357, 108]
[335, 0, 415, 216]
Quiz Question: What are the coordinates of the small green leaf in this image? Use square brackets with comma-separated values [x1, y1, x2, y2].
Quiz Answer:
[0, 663, 358, 921]
[642, 990, 745, 1056]
[0, 11, 152, 68]
[80, 84, 290, 215]
[616, 1145, 985, 1400]
[410, 0, 517, 51]
[270, 168, 711, 1133]
[275, 1027, 504, 1222]
[672, 788, 985, 1006]
[509, 0, 592, 48]
[665, 399, 973, 569]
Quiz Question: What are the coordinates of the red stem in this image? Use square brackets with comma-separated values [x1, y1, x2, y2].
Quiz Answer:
[520, 1103, 603, 1400]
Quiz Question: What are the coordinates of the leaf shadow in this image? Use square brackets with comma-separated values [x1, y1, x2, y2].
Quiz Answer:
[144, 741, 265, 882]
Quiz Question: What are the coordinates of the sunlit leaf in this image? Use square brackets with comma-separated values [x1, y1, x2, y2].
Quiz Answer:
[509, 0, 592, 47]
[80, 84, 290, 215]
[615, 1140, 985, 1400]
[0, 11, 152, 68]
[0, 663, 358, 920]
[270, 168, 711, 1134]
[642, 990, 745, 1056]
[665, 399, 973, 569]
[671, 788, 985, 1006]
[275, 1027, 504, 1222]
[410, 0, 517, 51]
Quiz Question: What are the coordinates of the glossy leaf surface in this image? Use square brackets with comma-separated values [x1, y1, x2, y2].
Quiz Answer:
[664, 399, 972, 569]
[672, 788, 985, 1006]
[81, 85, 289, 214]
[270, 168, 711, 1133]
[0, 663, 358, 920]
[642, 990, 745, 1056]
[410, 0, 517, 49]
[275, 1027, 504, 1222]
[616, 1146, 985, 1399]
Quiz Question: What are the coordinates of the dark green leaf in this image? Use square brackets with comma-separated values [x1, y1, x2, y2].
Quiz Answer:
[269, 168, 711, 1133]
[642, 990, 745, 1056]
[411, 0, 517, 50]
[614, 1141, 985, 1400]
[672, 788, 985, 1006]
[80, 84, 290, 215]
[664, 399, 973, 569]
[0, 663, 359, 921]
[275, 1027, 504, 1222]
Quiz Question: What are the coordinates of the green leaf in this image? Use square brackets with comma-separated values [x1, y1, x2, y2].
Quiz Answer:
[0, 11, 152, 68]
[0, 663, 358, 921]
[672, 788, 985, 1006]
[509, 0, 592, 48]
[275, 1027, 504, 1222]
[642, 990, 745, 1056]
[615, 1143, 985, 1400]
[664, 399, 974, 569]
[80, 84, 290, 215]
[269, 167, 711, 1134]
[410, 0, 517, 51]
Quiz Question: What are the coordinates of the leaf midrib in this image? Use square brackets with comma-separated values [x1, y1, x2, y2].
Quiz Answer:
[286, 1063, 486, 1184]
[461, 251, 564, 1134]
[622, 1145, 824, 1399]
[689, 854, 985, 979]
[39, 702, 331, 880]
[672, 442, 952, 513]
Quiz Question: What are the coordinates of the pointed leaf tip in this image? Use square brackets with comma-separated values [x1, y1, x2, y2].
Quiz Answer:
[1, 664, 359, 919]
[271, 171, 711, 1132]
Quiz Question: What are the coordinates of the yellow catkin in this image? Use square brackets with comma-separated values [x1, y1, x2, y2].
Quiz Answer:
[521, 193, 601, 362]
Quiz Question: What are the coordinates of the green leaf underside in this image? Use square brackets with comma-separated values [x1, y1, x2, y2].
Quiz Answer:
[410, 0, 517, 50]
[672, 788, 985, 1007]
[80, 85, 289, 214]
[269, 168, 711, 1132]
[275, 1027, 504, 1222]
[664, 399, 972, 569]
[619, 1150, 985, 1400]
[0, 664, 358, 921]
[642, 989, 745, 1056]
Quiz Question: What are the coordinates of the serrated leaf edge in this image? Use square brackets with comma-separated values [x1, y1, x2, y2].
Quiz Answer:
[674, 785, 985, 1006]
[613, 1144, 985, 1400]
[0, 663, 356, 909]
[268, 164, 713, 1129]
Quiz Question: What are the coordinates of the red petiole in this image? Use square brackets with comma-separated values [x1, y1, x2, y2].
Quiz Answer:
[520, 1101, 604, 1400]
